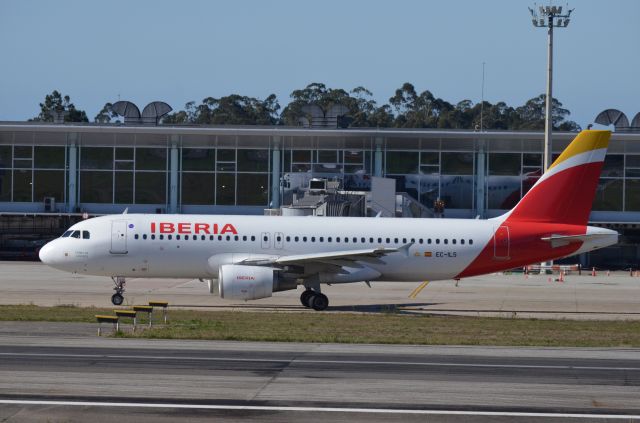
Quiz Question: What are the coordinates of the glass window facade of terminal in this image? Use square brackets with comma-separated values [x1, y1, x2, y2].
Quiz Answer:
[0, 145, 66, 203]
[181, 148, 269, 206]
[79, 146, 168, 204]
[1, 131, 640, 215]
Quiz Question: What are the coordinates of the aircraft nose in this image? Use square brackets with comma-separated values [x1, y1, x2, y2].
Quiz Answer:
[38, 241, 55, 264]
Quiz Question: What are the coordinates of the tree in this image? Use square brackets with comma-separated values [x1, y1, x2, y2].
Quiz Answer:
[281, 83, 394, 128]
[163, 94, 280, 125]
[514, 94, 580, 131]
[94, 102, 120, 124]
[31, 90, 88, 122]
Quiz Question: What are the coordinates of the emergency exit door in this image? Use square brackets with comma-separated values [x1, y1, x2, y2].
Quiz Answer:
[261, 232, 271, 249]
[110, 220, 128, 254]
[493, 226, 510, 260]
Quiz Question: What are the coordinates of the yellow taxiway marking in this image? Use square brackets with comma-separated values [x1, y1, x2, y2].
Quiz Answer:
[409, 281, 429, 299]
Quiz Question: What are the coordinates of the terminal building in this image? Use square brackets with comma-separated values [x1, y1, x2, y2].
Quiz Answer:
[0, 122, 638, 268]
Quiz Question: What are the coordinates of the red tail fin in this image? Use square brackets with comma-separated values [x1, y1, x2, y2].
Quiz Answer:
[506, 130, 611, 226]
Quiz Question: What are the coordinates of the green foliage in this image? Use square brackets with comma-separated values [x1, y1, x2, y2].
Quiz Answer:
[94, 102, 120, 124]
[163, 94, 280, 125]
[34, 85, 580, 131]
[31, 90, 89, 123]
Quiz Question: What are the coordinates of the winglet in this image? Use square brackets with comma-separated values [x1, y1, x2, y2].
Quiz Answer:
[123, 208, 128, 214]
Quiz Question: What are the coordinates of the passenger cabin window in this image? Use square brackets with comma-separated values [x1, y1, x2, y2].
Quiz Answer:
[82, 231, 90, 239]
[61, 230, 72, 238]
[134, 234, 139, 240]
[151, 234, 156, 240]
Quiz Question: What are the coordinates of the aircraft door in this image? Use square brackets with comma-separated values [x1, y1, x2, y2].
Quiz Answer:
[261, 232, 271, 249]
[274, 232, 284, 249]
[493, 226, 510, 260]
[110, 220, 128, 254]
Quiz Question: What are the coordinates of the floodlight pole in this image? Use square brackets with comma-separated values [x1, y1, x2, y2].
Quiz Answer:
[529, 4, 573, 171]
[544, 19, 553, 171]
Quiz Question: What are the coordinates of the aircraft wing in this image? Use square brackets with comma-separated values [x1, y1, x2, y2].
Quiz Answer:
[238, 245, 408, 268]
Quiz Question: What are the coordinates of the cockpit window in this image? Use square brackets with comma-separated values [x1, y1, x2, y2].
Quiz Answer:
[70, 230, 81, 238]
[61, 230, 73, 238]
[82, 231, 90, 239]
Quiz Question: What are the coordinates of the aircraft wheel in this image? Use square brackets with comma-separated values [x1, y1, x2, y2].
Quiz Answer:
[310, 293, 329, 311]
[300, 290, 314, 308]
[111, 293, 124, 306]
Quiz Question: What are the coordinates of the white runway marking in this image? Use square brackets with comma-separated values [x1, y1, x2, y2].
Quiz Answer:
[1, 352, 638, 372]
[0, 399, 638, 419]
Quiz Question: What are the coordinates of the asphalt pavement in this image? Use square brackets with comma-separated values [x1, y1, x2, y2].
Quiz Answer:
[0, 329, 639, 422]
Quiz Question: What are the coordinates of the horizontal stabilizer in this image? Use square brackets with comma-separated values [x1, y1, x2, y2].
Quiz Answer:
[540, 233, 611, 248]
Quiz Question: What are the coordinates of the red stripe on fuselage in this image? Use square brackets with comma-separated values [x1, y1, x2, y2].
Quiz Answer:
[456, 222, 583, 278]
[456, 163, 601, 278]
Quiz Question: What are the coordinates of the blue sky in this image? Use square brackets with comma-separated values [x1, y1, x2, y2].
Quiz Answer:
[1, 0, 638, 127]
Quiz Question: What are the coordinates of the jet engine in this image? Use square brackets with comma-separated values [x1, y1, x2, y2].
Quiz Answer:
[218, 264, 296, 301]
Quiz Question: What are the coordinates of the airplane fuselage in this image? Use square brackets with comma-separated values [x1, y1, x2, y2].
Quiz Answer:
[39, 213, 617, 282]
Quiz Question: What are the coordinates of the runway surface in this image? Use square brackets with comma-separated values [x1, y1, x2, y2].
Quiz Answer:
[0, 330, 639, 422]
[2, 261, 640, 319]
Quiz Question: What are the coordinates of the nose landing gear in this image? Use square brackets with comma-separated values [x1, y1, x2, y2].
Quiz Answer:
[111, 276, 126, 306]
[300, 288, 329, 311]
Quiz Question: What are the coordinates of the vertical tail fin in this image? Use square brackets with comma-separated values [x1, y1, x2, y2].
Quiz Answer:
[505, 130, 611, 226]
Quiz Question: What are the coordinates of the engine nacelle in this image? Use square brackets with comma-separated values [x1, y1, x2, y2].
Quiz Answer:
[218, 264, 296, 301]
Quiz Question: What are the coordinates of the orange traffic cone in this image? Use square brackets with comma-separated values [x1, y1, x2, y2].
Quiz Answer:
[558, 271, 565, 283]
[592, 267, 596, 277]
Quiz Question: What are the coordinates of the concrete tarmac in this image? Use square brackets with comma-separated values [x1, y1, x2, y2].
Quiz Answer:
[0, 329, 639, 422]
[1, 261, 640, 319]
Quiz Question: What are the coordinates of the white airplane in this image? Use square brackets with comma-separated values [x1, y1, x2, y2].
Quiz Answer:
[39, 130, 618, 311]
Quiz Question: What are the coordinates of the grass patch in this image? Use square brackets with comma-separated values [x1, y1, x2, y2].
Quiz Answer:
[2, 304, 640, 347]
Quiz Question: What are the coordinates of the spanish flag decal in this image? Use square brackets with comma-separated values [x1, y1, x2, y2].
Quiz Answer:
[424, 252, 432, 257]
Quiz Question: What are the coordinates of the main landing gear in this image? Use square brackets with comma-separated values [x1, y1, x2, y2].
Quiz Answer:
[300, 289, 329, 311]
[111, 276, 126, 306]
